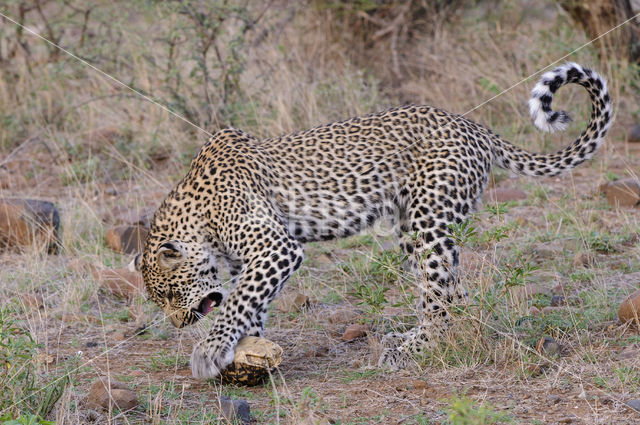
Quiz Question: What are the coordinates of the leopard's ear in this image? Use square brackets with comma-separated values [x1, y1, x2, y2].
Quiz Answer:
[157, 241, 184, 270]
[129, 253, 143, 272]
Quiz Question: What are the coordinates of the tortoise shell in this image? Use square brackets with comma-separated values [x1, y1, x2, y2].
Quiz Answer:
[220, 336, 283, 386]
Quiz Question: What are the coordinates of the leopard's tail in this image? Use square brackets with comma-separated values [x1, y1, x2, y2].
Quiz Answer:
[492, 62, 613, 177]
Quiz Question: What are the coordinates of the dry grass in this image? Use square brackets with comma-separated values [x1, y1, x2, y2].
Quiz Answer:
[1, 0, 640, 424]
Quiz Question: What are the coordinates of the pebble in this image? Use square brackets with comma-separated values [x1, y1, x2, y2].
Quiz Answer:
[485, 187, 527, 203]
[276, 292, 310, 313]
[536, 336, 561, 356]
[0, 198, 60, 253]
[618, 289, 640, 324]
[86, 376, 138, 411]
[216, 396, 251, 424]
[342, 324, 369, 341]
[628, 124, 640, 143]
[625, 399, 640, 412]
[550, 295, 566, 307]
[106, 225, 149, 255]
[600, 179, 640, 208]
[547, 394, 560, 404]
[412, 379, 427, 390]
[93, 268, 145, 299]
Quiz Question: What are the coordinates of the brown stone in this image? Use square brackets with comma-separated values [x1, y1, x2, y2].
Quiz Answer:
[94, 268, 145, 299]
[618, 289, 640, 324]
[86, 376, 138, 411]
[276, 292, 310, 313]
[412, 379, 427, 390]
[601, 179, 640, 208]
[573, 251, 595, 268]
[105, 225, 148, 254]
[0, 198, 60, 253]
[342, 324, 369, 341]
[628, 124, 640, 143]
[485, 187, 527, 203]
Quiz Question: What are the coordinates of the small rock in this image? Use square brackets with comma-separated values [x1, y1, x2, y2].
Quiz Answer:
[628, 124, 640, 143]
[412, 379, 427, 390]
[525, 363, 543, 376]
[618, 289, 640, 324]
[86, 376, 138, 411]
[573, 251, 595, 268]
[550, 295, 566, 307]
[485, 187, 527, 203]
[625, 399, 640, 412]
[20, 293, 44, 309]
[558, 415, 577, 423]
[342, 324, 369, 341]
[216, 396, 251, 424]
[106, 225, 149, 255]
[0, 198, 60, 253]
[601, 179, 640, 208]
[528, 306, 541, 316]
[328, 308, 360, 324]
[547, 394, 560, 404]
[276, 292, 310, 313]
[93, 268, 145, 299]
[536, 336, 561, 356]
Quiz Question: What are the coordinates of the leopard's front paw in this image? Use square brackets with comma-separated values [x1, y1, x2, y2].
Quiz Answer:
[190, 339, 236, 379]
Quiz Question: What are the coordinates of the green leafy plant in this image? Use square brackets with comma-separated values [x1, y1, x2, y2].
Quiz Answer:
[444, 395, 511, 425]
[0, 307, 72, 421]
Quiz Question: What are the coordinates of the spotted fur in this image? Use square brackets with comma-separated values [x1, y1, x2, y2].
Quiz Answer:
[133, 63, 613, 377]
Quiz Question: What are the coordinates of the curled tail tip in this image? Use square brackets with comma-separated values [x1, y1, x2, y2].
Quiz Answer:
[528, 62, 603, 133]
[528, 98, 571, 133]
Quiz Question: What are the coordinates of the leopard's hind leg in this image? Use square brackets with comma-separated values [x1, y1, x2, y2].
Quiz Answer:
[379, 190, 469, 369]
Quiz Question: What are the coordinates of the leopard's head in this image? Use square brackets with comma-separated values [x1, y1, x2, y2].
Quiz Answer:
[132, 239, 225, 328]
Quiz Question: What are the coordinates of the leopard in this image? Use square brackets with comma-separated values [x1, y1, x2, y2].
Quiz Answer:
[132, 62, 613, 378]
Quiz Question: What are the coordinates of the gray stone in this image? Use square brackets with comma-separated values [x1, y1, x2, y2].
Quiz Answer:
[217, 396, 251, 424]
[628, 124, 640, 143]
[625, 399, 640, 412]
[550, 295, 566, 307]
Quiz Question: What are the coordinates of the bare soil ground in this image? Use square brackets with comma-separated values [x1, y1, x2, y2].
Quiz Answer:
[2, 1, 640, 424]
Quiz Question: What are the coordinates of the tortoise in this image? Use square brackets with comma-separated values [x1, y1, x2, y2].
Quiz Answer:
[219, 336, 283, 386]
